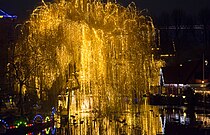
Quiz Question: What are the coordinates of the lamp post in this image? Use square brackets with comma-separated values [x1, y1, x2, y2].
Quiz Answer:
[179, 64, 183, 95]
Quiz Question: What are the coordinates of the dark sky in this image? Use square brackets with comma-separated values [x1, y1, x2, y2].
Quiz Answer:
[118, 0, 210, 16]
[0, 0, 52, 20]
[0, 0, 210, 20]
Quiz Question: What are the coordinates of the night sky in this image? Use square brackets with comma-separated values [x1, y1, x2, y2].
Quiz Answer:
[120, 0, 210, 15]
[0, 0, 210, 20]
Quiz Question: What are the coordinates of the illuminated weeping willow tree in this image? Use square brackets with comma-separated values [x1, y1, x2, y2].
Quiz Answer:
[15, 0, 163, 115]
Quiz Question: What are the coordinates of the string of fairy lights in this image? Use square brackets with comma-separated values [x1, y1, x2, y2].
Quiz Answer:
[16, 0, 163, 119]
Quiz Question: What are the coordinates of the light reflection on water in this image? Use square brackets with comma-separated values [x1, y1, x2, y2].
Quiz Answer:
[68, 104, 162, 135]
[31, 105, 210, 135]
[35, 101, 163, 135]
[27, 126, 56, 135]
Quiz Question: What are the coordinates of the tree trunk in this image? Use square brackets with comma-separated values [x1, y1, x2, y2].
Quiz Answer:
[19, 81, 24, 115]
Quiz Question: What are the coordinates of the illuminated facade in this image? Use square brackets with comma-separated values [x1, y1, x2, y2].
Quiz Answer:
[161, 60, 210, 95]
[158, 24, 210, 94]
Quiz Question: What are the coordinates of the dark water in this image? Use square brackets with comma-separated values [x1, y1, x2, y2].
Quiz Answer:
[1, 97, 207, 135]
[24, 102, 210, 135]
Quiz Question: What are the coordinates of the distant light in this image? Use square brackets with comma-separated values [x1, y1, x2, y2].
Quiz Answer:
[161, 54, 169, 57]
[201, 80, 205, 84]
[51, 127, 56, 134]
[45, 116, 50, 122]
[0, 9, 17, 19]
[200, 83, 206, 87]
[33, 114, 43, 123]
[205, 60, 208, 66]
[151, 48, 160, 51]
[180, 64, 183, 67]
[160, 54, 175, 57]
[45, 127, 51, 134]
